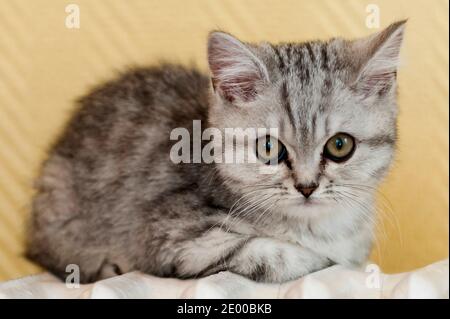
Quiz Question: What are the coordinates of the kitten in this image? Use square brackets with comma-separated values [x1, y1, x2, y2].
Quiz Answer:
[26, 21, 406, 283]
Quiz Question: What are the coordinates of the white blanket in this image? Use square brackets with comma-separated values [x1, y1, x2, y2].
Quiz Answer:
[0, 259, 448, 299]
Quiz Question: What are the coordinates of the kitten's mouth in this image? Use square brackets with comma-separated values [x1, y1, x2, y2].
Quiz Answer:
[293, 197, 323, 207]
[281, 196, 328, 215]
[301, 198, 321, 206]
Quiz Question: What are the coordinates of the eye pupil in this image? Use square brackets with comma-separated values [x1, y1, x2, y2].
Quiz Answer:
[256, 136, 287, 165]
[335, 138, 343, 150]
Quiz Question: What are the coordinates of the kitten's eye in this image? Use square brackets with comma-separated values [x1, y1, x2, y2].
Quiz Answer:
[256, 135, 287, 165]
[324, 133, 355, 162]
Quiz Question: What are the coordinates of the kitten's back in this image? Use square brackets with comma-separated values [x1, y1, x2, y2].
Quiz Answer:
[26, 64, 210, 281]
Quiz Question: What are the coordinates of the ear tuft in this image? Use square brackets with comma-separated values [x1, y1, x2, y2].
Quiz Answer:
[207, 32, 268, 103]
[351, 20, 407, 97]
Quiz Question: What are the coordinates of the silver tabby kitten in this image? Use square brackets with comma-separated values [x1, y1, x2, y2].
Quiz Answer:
[27, 21, 405, 283]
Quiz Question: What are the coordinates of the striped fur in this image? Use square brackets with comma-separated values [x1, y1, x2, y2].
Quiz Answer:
[27, 22, 405, 283]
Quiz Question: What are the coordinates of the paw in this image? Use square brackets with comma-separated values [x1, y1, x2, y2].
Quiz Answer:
[231, 238, 329, 283]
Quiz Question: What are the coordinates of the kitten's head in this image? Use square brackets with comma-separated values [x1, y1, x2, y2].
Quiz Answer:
[207, 21, 406, 220]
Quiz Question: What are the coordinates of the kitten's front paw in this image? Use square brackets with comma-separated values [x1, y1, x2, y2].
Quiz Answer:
[231, 238, 330, 283]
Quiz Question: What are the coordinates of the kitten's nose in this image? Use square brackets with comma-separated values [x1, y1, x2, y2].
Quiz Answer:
[295, 184, 318, 198]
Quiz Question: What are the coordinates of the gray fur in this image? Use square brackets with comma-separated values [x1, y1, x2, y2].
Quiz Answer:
[26, 21, 406, 283]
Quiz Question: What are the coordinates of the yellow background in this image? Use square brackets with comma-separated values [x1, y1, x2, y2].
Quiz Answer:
[0, 0, 448, 281]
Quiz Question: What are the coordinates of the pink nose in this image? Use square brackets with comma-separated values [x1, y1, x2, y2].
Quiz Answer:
[295, 184, 318, 198]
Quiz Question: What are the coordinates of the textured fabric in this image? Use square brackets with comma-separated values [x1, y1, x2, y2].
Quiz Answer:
[0, 0, 448, 281]
[0, 259, 448, 299]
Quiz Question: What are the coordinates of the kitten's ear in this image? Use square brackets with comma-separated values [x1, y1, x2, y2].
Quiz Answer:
[350, 20, 406, 97]
[208, 31, 269, 103]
